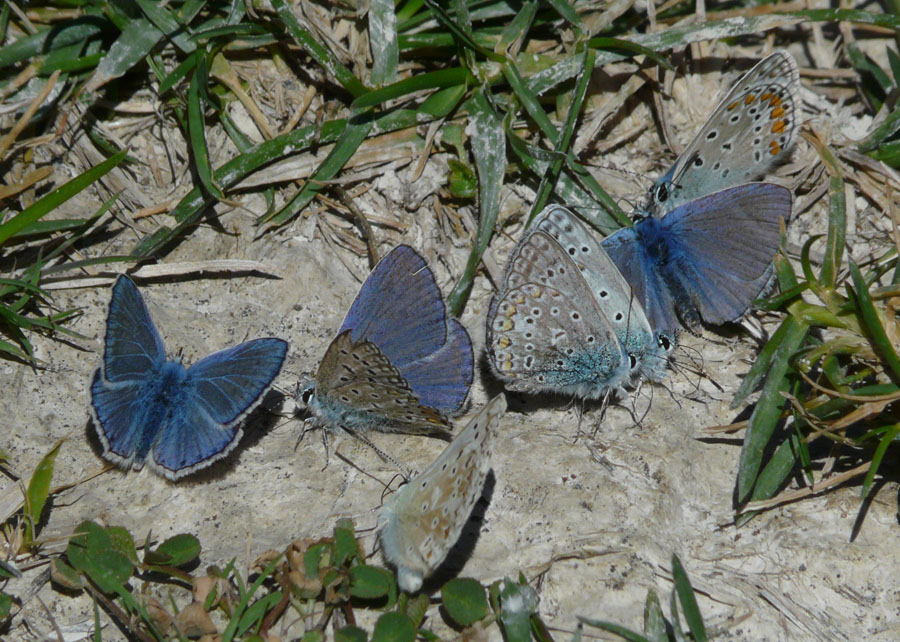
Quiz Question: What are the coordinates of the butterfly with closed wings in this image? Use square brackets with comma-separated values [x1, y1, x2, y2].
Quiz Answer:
[298, 245, 474, 439]
[487, 205, 672, 401]
[378, 394, 506, 593]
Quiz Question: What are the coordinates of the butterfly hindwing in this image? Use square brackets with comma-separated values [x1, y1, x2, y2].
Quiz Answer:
[650, 51, 800, 215]
[488, 230, 628, 399]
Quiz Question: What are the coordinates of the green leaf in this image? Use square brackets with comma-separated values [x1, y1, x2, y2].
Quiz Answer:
[333, 519, 360, 567]
[304, 543, 327, 578]
[371, 611, 416, 642]
[671, 555, 706, 642]
[146, 533, 201, 567]
[349, 565, 392, 599]
[442, 578, 489, 626]
[497, 578, 537, 642]
[335, 626, 367, 642]
[0, 592, 10, 620]
[67, 521, 109, 573]
[447, 159, 476, 198]
[82, 550, 134, 595]
[106, 526, 138, 565]
[24, 439, 62, 544]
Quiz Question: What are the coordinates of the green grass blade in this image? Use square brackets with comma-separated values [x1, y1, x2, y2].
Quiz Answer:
[525, 49, 595, 224]
[369, 0, 398, 86]
[0, 18, 105, 68]
[270, 0, 367, 97]
[816, 142, 845, 290]
[737, 318, 809, 502]
[447, 89, 505, 315]
[351, 67, 472, 109]
[134, 0, 196, 54]
[188, 59, 225, 200]
[787, 9, 900, 30]
[671, 555, 706, 642]
[262, 111, 374, 226]
[526, 14, 800, 96]
[587, 37, 672, 71]
[85, 17, 162, 91]
[579, 617, 651, 642]
[861, 424, 900, 499]
[0, 150, 127, 247]
[497, 1, 537, 52]
[849, 260, 900, 383]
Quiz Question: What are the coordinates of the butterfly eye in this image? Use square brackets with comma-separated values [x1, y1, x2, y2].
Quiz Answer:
[655, 183, 669, 203]
[301, 388, 314, 404]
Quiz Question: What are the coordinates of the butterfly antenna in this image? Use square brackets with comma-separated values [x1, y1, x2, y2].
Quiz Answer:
[379, 472, 408, 505]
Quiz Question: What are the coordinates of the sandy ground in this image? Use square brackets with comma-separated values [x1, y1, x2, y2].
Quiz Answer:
[4, 42, 900, 641]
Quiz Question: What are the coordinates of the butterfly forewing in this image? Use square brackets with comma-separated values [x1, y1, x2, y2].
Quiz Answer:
[339, 245, 449, 369]
[534, 206, 658, 365]
[651, 51, 800, 215]
[377, 394, 506, 592]
[102, 275, 166, 382]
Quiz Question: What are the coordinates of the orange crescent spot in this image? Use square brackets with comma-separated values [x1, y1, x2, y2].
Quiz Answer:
[769, 140, 781, 155]
[771, 107, 786, 119]
[727, 101, 740, 111]
[771, 120, 786, 134]
[744, 94, 757, 105]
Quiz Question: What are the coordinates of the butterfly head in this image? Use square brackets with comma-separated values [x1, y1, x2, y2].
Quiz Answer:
[295, 379, 319, 413]
[639, 331, 677, 382]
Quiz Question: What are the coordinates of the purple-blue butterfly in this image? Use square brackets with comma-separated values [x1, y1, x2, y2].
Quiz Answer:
[298, 245, 474, 438]
[602, 183, 792, 333]
[601, 52, 799, 333]
[90, 275, 288, 479]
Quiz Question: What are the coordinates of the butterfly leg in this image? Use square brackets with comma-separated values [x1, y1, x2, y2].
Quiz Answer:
[342, 427, 412, 479]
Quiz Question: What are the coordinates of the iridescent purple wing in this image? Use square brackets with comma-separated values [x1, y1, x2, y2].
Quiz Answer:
[336, 244, 473, 414]
[339, 245, 447, 369]
[602, 183, 791, 331]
